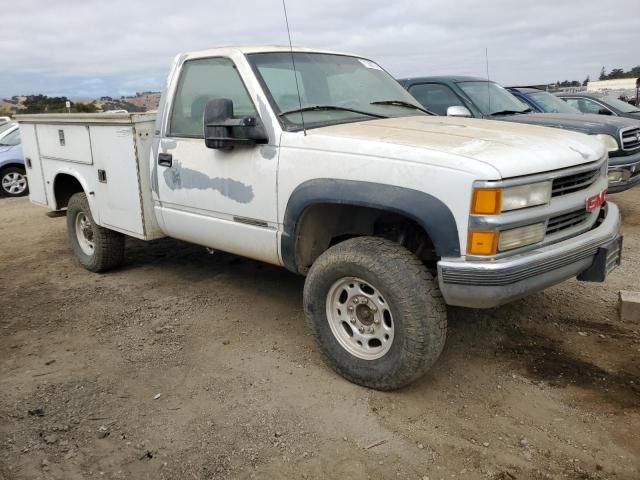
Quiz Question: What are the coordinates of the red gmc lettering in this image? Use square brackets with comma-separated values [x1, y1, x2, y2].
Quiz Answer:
[586, 189, 607, 212]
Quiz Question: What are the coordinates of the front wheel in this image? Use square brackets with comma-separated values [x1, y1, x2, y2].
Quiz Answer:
[0, 167, 29, 197]
[303, 237, 447, 390]
[67, 192, 125, 272]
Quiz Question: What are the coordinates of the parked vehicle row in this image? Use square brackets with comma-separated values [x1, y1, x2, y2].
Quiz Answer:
[17, 46, 624, 390]
[398, 76, 640, 193]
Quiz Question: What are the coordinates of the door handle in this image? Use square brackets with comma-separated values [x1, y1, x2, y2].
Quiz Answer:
[158, 153, 173, 167]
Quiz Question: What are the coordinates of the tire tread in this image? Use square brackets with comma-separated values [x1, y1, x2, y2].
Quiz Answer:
[303, 236, 447, 390]
[67, 193, 125, 272]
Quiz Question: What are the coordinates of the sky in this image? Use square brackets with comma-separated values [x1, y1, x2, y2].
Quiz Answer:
[2, 0, 638, 99]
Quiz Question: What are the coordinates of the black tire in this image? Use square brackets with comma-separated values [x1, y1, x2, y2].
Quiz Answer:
[303, 237, 447, 390]
[0, 166, 29, 197]
[67, 192, 125, 272]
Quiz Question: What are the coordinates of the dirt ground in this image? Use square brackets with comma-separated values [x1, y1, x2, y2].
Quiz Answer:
[0, 190, 639, 480]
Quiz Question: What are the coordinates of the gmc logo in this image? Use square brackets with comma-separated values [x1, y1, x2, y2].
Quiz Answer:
[586, 189, 607, 212]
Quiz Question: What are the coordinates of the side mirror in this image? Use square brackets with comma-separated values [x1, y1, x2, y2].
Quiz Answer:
[598, 108, 613, 116]
[203, 98, 268, 150]
[446, 105, 473, 117]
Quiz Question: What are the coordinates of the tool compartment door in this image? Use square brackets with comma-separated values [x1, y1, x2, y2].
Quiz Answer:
[37, 124, 93, 164]
[90, 125, 145, 237]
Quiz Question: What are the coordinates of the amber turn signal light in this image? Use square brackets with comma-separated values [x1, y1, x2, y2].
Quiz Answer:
[467, 231, 499, 255]
[471, 188, 502, 215]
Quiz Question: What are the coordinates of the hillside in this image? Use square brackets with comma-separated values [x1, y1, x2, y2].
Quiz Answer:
[0, 92, 161, 115]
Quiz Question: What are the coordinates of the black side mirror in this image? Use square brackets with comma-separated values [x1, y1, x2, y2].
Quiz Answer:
[203, 98, 268, 150]
[598, 108, 613, 116]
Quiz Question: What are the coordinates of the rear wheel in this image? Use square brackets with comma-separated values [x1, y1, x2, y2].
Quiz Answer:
[303, 236, 447, 390]
[67, 192, 125, 272]
[0, 167, 29, 197]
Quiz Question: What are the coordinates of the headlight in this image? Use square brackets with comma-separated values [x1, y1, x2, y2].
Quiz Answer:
[501, 182, 552, 211]
[467, 222, 546, 255]
[594, 134, 619, 152]
[608, 169, 631, 183]
[498, 223, 546, 251]
[471, 181, 552, 214]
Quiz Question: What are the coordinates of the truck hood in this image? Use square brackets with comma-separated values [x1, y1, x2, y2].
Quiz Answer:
[306, 116, 605, 179]
[495, 112, 640, 138]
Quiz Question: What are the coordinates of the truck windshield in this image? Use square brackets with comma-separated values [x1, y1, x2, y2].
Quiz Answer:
[247, 52, 426, 130]
[457, 81, 530, 116]
[528, 91, 581, 114]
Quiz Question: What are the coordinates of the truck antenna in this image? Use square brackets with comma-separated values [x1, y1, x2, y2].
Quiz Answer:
[282, 0, 307, 135]
[485, 47, 491, 115]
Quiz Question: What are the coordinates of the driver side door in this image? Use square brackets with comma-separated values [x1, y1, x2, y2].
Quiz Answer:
[155, 56, 280, 265]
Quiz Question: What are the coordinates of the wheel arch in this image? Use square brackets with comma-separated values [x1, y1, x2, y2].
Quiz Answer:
[281, 179, 460, 274]
[52, 172, 91, 211]
[0, 162, 26, 172]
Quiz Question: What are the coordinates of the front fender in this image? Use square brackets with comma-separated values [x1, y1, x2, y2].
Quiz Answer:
[281, 178, 460, 273]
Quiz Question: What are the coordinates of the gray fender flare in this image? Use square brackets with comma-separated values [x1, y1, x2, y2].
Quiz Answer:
[281, 179, 460, 273]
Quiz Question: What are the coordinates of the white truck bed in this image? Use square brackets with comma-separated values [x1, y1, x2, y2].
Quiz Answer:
[17, 112, 164, 240]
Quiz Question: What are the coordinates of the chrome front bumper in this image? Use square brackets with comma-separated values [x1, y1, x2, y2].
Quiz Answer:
[438, 202, 622, 308]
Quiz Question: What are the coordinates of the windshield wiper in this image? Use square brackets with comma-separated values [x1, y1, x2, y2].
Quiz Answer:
[489, 108, 532, 116]
[370, 100, 435, 115]
[279, 105, 387, 119]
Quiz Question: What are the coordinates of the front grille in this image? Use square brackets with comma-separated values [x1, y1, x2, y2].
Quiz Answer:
[551, 168, 600, 197]
[546, 209, 589, 235]
[621, 127, 640, 151]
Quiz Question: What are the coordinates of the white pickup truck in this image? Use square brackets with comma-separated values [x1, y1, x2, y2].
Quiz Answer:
[18, 46, 622, 390]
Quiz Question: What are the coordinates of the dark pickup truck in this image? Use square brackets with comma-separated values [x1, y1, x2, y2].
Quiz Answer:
[399, 76, 640, 193]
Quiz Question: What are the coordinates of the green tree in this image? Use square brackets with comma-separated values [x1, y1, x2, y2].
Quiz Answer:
[597, 66, 640, 80]
[72, 101, 98, 113]
[599, 67, 607, 80]
[22, 95, 69, 113]
[582, 75, 590, 86]
[608, 68, 626, 79]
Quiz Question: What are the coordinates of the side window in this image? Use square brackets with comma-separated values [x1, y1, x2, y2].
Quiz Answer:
[169, 57, 257, 137]
[563, 98, 581, 111]
[408, 83, 463, 115]
[578, 98, 604, 114]
[1, 129, 20, 146]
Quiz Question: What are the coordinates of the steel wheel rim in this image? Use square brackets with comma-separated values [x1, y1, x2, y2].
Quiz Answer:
[75, 212, 95, 256]
[326, 276, 395, 360]
[1, 172, 27, 195]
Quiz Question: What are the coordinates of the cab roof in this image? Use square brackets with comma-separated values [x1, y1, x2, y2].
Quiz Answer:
[507, 86, 544, 93]
[182, 45, 355, 59]
[398, 75, 487, 85]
